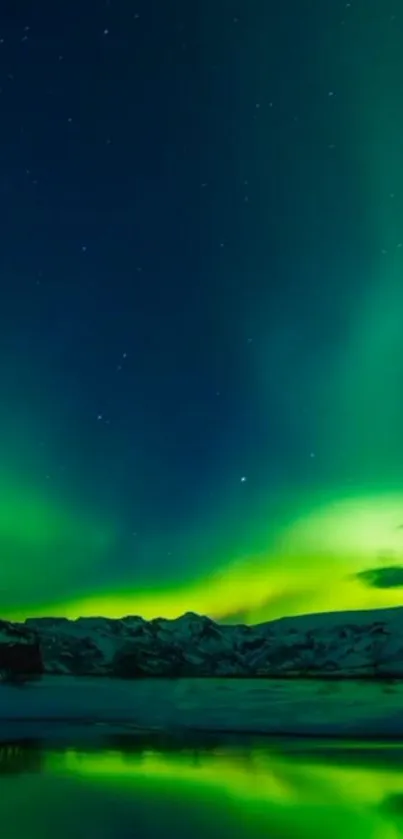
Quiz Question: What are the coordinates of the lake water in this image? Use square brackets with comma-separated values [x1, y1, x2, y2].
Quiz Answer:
[1, 736, 403, 839]
[2, 676, 403, 738]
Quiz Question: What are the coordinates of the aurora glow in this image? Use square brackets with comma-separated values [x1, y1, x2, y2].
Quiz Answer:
[1, 2, 403, 623]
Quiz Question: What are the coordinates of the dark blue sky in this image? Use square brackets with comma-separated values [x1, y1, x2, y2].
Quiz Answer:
[1, 0, 403, 621]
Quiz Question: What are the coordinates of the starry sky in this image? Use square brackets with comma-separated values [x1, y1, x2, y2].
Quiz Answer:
[2, 0, 403, 624]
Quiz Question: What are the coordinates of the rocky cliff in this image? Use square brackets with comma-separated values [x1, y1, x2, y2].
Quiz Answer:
[2, 606, 403, 679]
[0, 620, 43, 679]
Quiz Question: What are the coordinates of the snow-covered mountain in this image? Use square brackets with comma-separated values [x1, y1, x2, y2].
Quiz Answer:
[2, 606, 403, 679]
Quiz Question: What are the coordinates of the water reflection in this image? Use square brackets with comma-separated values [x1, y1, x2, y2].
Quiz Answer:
[1, 737, 403, 838]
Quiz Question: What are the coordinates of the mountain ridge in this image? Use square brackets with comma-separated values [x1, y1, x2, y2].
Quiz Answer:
[2, 604, 403, 679]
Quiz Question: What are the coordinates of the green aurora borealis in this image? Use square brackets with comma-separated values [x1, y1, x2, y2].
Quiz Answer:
[2, 2, 403, 624]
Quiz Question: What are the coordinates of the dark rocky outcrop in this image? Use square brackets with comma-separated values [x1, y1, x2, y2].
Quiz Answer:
[3, 606, 403, 680]
[0, 620, 43, 681]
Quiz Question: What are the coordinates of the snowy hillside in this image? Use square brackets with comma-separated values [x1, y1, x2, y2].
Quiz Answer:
[1, 606, 403, 679]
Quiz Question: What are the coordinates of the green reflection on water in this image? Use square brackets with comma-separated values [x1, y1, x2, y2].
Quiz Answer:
[1, 739, 403, 839]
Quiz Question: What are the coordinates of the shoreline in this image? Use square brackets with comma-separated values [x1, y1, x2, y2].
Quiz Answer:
[2, 675, 403, 741]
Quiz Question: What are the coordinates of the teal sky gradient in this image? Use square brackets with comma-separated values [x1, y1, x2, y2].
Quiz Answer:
[2, 1, 403, 622]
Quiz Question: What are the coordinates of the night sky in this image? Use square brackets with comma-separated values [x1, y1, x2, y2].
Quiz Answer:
[1, 0, 403, 623]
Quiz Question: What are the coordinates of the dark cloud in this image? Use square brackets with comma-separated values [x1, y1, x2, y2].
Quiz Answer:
[357, 566, 403, 589]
